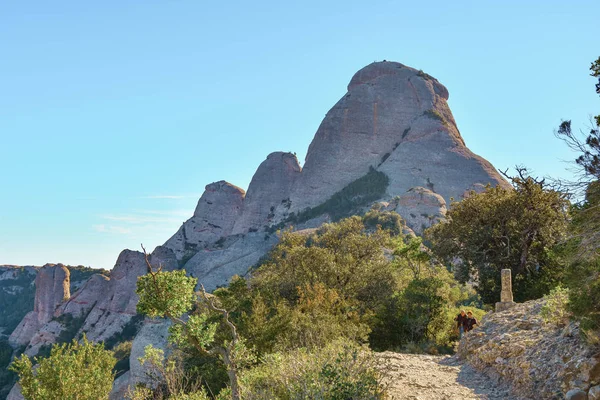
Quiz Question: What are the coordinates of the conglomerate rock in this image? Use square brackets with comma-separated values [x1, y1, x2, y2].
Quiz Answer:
[232, 152, 301, 235]
[8, 264, 69, 347]
[164, 181, 245, 261]
[458, 299, 600, 399]
[288, 61, 508, 213]
[389, 186, 447, 234]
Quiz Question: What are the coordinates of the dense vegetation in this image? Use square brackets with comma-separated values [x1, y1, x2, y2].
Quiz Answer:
[131, 212, 484, 398]
[11, 337, 115, 400]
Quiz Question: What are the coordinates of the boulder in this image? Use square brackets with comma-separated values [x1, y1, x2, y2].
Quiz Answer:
[391, 187, 447, 234]
[127, 318, 172, 389]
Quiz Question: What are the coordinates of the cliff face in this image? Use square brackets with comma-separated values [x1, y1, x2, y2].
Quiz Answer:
[232, 152, 301, 235]
[8, 265, 69, 347]
[288, 61, 508, 213]
[164, 181, 245, 261]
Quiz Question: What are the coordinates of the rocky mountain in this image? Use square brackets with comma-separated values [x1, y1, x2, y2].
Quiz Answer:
[2, 60, 509, 399]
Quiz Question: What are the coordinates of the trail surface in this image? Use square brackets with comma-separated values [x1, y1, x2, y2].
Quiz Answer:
[379, 352, 531, 400]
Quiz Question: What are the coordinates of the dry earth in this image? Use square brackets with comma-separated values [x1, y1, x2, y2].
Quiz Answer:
[379, 352, 531, 400]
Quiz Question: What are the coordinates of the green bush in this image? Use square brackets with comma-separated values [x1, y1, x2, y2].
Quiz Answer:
[541, 286, 571, 325]
[10, 336, 115, 400]
[240, 339, 385, 400]
[566, 258, 600, 338]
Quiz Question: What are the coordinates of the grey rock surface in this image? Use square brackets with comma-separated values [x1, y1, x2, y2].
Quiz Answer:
[288, 61, 508, 213]
[232, 152, 301, 235]
[184, 232, 278, 291]
[128, 318, 172, 389]
[390, 186, 447, 234]
[9, 264, 70, 347]
[164, 181, 245, 261]
[109, 371, 131, 400]
[6, 384, 23, 400]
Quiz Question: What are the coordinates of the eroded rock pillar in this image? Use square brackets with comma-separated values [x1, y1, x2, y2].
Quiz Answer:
[495, 268, 515, 312]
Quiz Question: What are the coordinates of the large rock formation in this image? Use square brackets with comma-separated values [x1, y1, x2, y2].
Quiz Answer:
[232, 152, 301, 235]
[164, 181, 245, 261]
[8, 264, 70, 347]
[288, 61, 508, 215]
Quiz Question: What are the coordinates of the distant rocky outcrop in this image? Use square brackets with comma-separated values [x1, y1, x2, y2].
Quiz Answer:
[8, 265, 69, 347]
[458, 299, 600, 399]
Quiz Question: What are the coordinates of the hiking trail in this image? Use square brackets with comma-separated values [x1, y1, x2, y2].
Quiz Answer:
[380, 352, 531, 400]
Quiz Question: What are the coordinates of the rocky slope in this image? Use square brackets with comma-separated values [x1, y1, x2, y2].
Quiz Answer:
[459, 299, 600, 399]
[3, 60, 510, 399]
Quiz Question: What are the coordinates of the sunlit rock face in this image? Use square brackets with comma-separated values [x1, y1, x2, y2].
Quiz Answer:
[8, 264, 69, 347]
[232, 152, 301, 235]
[164, 181, 245, 261]
[289, 61, 508, 213]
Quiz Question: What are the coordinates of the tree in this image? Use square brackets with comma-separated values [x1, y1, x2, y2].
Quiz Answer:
[554, 56, 600, 257]
[554, 57, 600, 337]
[135, 247, 249, 400]
[10, 336, 115, 400]
[425, 168, 569, 303]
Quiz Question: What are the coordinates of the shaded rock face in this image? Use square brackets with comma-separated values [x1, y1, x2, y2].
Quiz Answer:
[289, 61, 508, 213]
[8, 264, 70, 347]
[232, 152, 301, 235]
[164, 181, 245, 261]
[79, 246, 177, 343]
[458, 299, 599, 399]
[128, 319, 171, 389]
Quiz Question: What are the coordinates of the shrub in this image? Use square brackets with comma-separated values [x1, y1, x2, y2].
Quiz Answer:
[10, 336, 115, 400]
[240, 339, 385, 400]
[540, 286, 571, 326]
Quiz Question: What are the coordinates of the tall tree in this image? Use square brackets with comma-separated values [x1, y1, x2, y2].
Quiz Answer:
[554, 56, 600, 258]
[426, 168, 569, 303]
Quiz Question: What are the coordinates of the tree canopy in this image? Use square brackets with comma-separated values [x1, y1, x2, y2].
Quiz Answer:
[426, 169, 569, 303]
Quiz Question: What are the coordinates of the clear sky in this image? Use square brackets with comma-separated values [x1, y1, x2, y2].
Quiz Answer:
[1, 1, 598, 269]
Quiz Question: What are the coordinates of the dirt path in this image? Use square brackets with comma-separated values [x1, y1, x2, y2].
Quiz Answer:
[379, 352, 530, 400]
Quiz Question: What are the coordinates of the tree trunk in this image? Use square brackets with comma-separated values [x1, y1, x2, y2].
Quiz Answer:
[222, 351, 241, 400]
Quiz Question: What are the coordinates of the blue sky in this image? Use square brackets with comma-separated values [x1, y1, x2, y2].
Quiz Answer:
[1, 1, 598, 269]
